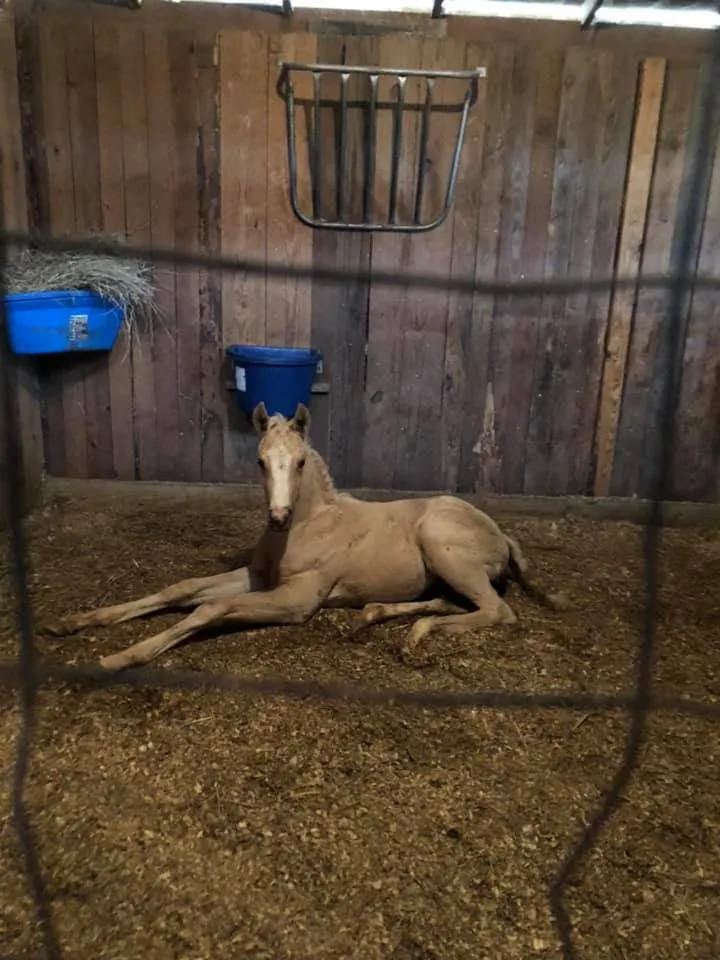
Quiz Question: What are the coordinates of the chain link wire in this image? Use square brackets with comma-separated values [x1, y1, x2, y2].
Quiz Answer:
[1, 22, 720, 959]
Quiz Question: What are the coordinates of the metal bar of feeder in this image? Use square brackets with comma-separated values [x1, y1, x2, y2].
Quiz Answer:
[282, 62, 485, 84]
[363, 73, 379, 225]
[388, 75, 407, 226]
[413, 77, 435, 226]
[338, 72, 350, 222]
[312, 72, 322, 220]
[285, 72, 301, 223]
[439, 82, 475, 223]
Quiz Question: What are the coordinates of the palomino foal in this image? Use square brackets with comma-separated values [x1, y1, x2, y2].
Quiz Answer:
[48, 402, 567, 671]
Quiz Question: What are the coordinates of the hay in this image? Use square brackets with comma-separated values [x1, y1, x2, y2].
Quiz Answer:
[5, 241, 157, 332]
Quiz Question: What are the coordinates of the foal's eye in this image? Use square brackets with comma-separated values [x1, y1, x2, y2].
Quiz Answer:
[297, 458, 306, 471]
[256, 458, 265, 471]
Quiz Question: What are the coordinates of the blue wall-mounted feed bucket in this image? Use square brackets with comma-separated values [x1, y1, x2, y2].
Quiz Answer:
[4, 290, 125, 356]
[226, 344, 322, 419]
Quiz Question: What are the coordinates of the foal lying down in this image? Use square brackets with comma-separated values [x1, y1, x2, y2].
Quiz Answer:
[47, 403, 568, 672]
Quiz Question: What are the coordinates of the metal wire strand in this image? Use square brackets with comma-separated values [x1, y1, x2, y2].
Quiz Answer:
[3, 228, 720, 299]
[0, 176, 62, 958]
[0, 660, 717, 719]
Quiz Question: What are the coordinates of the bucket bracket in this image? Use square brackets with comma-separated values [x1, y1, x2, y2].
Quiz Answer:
[277, 62, 486, 234]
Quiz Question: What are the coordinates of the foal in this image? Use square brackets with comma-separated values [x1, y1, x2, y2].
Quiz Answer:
[47, 402, 567, 671]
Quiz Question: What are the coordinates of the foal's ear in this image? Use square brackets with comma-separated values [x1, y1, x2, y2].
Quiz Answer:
[291, 403, 311, 438]
[252, 402, 270, 435]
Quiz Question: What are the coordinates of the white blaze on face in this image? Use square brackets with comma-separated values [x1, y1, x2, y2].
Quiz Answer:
[266, 441, 295, 515]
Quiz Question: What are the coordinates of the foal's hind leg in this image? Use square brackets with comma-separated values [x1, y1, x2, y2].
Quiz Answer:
[402, 597, 515, 661]
[402, 533, 516, 662]
[356, 598, 467, 630]
[44, 568, 258, 636]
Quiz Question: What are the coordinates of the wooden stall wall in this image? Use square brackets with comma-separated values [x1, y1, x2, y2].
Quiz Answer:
[2, 6, 719, 501]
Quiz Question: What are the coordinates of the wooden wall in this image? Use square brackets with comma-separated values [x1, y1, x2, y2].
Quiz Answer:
[1, 4, 719, 500]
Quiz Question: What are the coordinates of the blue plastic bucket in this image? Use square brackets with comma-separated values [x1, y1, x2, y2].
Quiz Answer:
[226, 344, 322, 419]
[4, 289, 125, 356]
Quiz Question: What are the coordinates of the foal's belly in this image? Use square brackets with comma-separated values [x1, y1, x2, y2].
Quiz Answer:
[325, 544, 433, 607]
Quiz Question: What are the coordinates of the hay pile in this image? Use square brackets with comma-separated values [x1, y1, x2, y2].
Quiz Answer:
[5, 242, 156, 330]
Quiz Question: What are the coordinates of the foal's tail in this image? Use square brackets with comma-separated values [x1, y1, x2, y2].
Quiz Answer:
[505, 536, 569, 612]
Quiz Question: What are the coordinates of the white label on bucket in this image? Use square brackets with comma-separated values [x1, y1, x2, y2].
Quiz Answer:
[69, 314, 89, 343]
[235, 366, 247, 392]
[316, 359, 323, 376]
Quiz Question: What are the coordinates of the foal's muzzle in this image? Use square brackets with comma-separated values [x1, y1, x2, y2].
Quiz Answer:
[268, 507, 293, 531]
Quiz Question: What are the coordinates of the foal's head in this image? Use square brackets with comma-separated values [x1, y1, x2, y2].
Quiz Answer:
[252, 402, 311, 531]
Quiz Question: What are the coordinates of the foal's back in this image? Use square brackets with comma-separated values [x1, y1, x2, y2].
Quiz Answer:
[342, 491, 505, 541]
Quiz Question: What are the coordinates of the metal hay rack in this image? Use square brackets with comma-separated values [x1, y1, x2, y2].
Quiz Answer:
[278, 62, 486, 234]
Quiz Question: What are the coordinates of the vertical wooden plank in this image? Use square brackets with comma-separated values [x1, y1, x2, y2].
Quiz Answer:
[0, 18, 44, 494]
[664, 54, 720, 502]
[530, 48, 600, 497]
[439, 40, 490, 493]
[456, 44, 516, 493]
[0, 17, 28, 231]
[196, 32, 225, 483]
[118, 23, 156, 480]
[570, 51, 638, 495]
[12, 18, 47, 236]
[45, 24, 91, 481]
[671, 126, 720, 501]
[594, 58, 665, 497]
[647, 55, 718, 502]
[65, 23, 102, 238]
[94, 22, 135, 481]
[219, 29, 269, 482]
[479, 45, 564, 495]
[523, 46, 624, 497]
[311, 34, 374, 486]
[65, 19, 115, 480]
[362, 34, 424, 490]
[266, 33, 315, 349]
[550, 49, 637, 496]
[144, 26, 179, 481]
[483, 45, 537, 495]
[612, 61, 699, 498]
[507, 48, 565, 493]
[36, 19, 76, 477]
[391, 38, 465, 492]
[334, 36, 376, 487]
[170, 31, 202, 482]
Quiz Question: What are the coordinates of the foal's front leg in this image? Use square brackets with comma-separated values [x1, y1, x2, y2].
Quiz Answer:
[45, 568, 260, 636]
[98, 573, 327, 672]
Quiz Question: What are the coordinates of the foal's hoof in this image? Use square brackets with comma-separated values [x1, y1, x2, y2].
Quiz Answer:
[398, 643, 431, 668]
[399, 618, 435, 666]
[40, 617, 79, 637]
[98, 652, 128, 673]
[549, 591, 571, 612]
[349, 604, 381, 639]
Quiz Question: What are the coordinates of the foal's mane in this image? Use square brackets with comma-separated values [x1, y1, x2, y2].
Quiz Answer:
[306, 444, 337, 500]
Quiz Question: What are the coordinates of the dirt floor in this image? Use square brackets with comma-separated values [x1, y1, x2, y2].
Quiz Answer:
[0, 489, 719, 960]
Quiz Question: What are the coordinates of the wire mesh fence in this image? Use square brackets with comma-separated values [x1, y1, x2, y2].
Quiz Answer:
[1, 18, 720, 960]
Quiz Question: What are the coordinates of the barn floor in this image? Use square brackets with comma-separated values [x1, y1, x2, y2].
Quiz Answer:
[0, 489, 719, 960]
